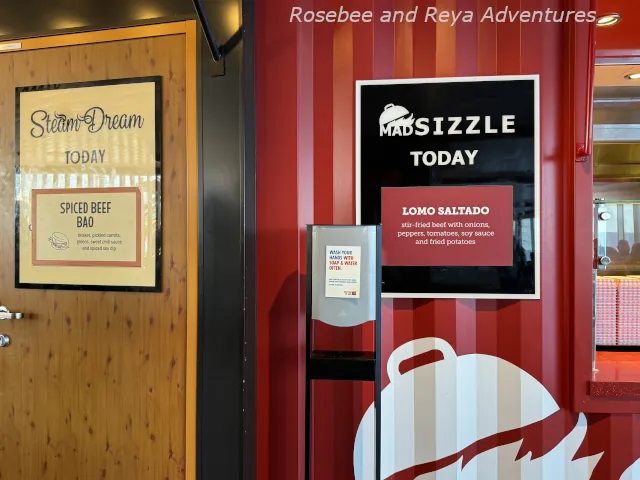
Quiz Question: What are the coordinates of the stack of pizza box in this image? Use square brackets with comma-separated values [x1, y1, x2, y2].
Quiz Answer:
[618, 276, 640, 346]
[595, 276, 618, 346]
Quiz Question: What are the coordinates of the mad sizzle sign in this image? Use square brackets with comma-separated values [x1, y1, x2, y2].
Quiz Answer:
[356, 76, 540, 299]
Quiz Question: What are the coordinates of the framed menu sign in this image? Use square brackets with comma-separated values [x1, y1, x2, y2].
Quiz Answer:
[356, 76, 540, 299]
[15, 77, 162, 291]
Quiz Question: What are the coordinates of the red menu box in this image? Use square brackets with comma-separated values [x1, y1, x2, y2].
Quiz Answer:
[381, 186, 514, 267]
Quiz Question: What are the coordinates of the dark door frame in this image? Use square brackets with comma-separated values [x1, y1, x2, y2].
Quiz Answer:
[195, 0, 256, 478]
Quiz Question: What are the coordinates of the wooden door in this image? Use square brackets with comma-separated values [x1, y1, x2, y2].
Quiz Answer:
[0, 23, 197, 480]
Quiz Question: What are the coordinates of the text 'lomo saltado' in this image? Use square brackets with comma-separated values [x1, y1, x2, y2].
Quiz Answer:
[403, 206, 490, 216]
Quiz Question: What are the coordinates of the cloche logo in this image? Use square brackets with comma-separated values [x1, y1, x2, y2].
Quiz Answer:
[379, 104, 415, 136]
[378, 103, 517, 138]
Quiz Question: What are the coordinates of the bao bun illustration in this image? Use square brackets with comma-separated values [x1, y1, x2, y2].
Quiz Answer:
[48, 232, 69, 250]
[353, 338, 562, 480]
[379, 103, 415, 128]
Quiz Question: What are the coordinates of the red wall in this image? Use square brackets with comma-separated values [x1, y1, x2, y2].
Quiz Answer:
[596, 0, 640, 57]
[255, 1, 640, 479]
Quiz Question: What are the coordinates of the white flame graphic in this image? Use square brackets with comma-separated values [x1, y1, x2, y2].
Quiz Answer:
[413, 414, 601, 480]
[387, 113, 414, 129]
[621, 457, 640, 480]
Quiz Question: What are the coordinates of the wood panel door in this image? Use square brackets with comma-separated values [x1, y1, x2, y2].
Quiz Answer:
[0, 23, 197, 480]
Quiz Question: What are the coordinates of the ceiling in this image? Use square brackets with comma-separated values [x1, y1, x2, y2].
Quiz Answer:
[0, 0, 633, 53]
[0, 0, 196, 39]
[595, 65, 640, 87]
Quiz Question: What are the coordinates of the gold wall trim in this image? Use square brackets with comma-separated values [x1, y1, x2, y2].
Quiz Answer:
[0, 22, 188, 53]
[184, 19, 199, 480]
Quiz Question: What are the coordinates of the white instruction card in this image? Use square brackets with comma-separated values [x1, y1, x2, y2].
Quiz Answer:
[325, 246, 361, 298]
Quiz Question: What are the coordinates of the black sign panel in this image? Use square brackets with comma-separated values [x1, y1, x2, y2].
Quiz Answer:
[356, 76, 539, 299]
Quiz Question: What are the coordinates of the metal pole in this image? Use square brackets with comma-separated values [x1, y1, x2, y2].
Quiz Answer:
[592, 268, 598, 372]
[375, 225, 382, 480]
[191, 0, 223, 62]
[305, 226, 313, 479]
[592, 198, 606, 373]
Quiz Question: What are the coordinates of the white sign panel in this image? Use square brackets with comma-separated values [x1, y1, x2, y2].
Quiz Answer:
[356, 75, 540, 300]
[325, 246, 361, 298]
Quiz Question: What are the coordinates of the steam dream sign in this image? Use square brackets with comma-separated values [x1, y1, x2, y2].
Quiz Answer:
[15, 77, 162, 291]
[356, 76, 540, 299]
